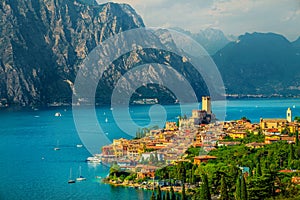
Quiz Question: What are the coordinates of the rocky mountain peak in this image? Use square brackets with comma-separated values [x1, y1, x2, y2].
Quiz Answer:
[0, 0, 145, 107]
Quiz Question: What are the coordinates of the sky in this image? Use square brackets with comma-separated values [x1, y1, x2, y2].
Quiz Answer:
[96, 0, 300, 41]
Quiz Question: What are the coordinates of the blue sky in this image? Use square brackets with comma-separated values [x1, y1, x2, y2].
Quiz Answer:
[96, 0, 300, 41]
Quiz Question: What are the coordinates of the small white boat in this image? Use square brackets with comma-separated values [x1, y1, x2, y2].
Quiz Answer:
[76, 144, 83, 148]
[68, 168, 76, 184]
[55, 112, 61, 117]
[86, 156, 101, 163]
[105, 117, 108, 123]
[76, 166, 86, 181]
[54, 140, 60, 151]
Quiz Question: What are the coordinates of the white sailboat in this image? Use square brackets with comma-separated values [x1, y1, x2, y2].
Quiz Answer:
[54, 140, 60, 151]
[76, 166, 86, 181]
[68, 168, 76, 184]
[105, 117, 108, 123]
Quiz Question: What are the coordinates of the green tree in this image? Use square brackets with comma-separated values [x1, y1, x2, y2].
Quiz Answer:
[165, 190, 170, 200]
[288, 143, 295, 167]
[109, 163, 120, 177]
[241, 176, 247, 200]
[256, 158, 262, 177]
[200, 173, 211, 200]
[157, 186, 162, 200]
[191, 165, 197, 184]
[296, 131, 299, 146]
[220, 175, 228, 200]
[181, 183, 186, 200]
[235, 176, 241, 200]
[151, 191, 156, 200]
[170, 186, 176, 200]
[177, 162, 186, 182]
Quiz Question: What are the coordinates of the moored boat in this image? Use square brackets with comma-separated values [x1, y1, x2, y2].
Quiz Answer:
[68, 168, 76, 184]
[86, 156, 101, 163]
[76, 166, 86, 181]
[54, 112, 61, 117]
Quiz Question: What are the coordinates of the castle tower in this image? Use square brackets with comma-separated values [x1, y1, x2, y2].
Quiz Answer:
[202, 96, 211, 114]
[287, 107, 292, 123]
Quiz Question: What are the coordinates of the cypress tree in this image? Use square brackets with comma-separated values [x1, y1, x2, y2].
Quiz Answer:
[192, 165, 197, 184]
[150, 191, 156, 200]
[170, 186, 176, 200]
[256, 158, 262, 177]
[181, 183, 186, 200]
[296, 131, 299, 146]
[200, 173, 211, 200]
[165, 190, 170, 200]
[157, 186, 162, 200]
[241, 176, 247, 200]
[220, 175, 228, 200]
[235, 176, 241, 200]
[288, 144, 295, 167]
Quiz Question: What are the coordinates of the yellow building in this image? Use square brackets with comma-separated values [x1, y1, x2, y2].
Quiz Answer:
[165, 122, 178, 131]
[260, 118, 287, 133]
[113, 145, 124, 157]
[202, 96, 212, 114]
[228, 131, 247, 139]
[265, 135, 281, 144]
[287, 123, 299, 133]
[260, 108, 296, 133]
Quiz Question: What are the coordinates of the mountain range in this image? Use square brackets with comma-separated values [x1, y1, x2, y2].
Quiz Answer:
[172, 27, 231, 55]
[214, 32, 300, 97]
[0, 0, 208, 107]
[0, 0, 299, 107]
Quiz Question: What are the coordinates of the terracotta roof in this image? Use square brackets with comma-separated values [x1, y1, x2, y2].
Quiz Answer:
[278, 169, 299, 173]
[281, 136, 295, 141]
[267, 128, 279, 132]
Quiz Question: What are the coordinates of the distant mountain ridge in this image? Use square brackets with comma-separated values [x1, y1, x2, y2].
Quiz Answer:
[213, 32, 300, 97]
[172, 27, 230, 55]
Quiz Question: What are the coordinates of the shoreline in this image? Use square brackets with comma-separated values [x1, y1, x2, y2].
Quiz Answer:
[1, 96, 300, 110]
[102, 178, 192, 193]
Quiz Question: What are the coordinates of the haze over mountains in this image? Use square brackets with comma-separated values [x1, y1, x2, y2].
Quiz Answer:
[172, 27, 232, 55]
[0, 0, 299, 107]
[215, 32, 300, 97]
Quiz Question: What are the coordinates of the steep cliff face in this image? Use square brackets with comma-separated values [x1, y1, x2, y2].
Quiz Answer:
[0, 0, 209, 107]
[0, 0, 146, 106]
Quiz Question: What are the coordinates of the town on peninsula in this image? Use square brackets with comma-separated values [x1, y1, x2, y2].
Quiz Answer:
[89, 97, 300, 200]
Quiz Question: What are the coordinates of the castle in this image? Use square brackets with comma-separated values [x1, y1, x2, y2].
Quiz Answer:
[179, 96, 214, 127]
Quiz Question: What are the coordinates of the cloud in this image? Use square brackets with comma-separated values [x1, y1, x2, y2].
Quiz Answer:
[97, 0, 300, 41]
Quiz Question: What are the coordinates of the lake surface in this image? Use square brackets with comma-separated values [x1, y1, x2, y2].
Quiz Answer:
[0, 98, 300, 200]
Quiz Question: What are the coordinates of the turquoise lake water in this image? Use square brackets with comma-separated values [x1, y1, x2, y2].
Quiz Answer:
[0, 98, 300, 200]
